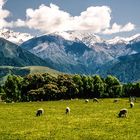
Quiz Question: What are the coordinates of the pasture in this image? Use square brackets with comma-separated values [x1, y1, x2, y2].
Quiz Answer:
[0, 99, 140, 140]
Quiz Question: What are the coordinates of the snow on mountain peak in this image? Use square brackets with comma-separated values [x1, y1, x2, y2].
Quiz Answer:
[53, 30, 104, 46]
[128, 34, 140, 42]
[106, 36, 129, 45]
[106, 34, 140, 45]
[0, 28, 33, 45]
[53, 31, 140, 47]
[1, 28, 140, 47]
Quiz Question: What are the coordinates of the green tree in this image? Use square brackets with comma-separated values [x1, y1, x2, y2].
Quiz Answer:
[93, 75, 105, 98]
[4, 75, 23, 101]
[105, 75, 122, 97]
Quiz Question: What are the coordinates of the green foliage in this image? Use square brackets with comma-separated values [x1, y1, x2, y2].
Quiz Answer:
[4, 75, 23, 101]
[105, 75, 122, 97]
[1, 73, 140, 102]
[93, 75, 105, 98]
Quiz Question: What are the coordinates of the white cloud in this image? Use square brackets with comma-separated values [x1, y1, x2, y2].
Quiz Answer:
[0, 0, 13, 29]
[0, 0, 5, 8]
[0, 2, 135, 34]
[102, 22, 135, 34]
[121, 22, 135, 32]
[16, 3, 112, 33]
[14, 19, 26, 27]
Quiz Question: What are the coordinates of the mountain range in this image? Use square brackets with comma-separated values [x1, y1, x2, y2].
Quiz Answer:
[0, 29, 140, 82]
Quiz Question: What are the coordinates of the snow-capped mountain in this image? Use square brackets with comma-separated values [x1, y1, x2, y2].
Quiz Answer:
[54, 31, 140, 45]
[54, 31, 105, 47]
[106, 34, 140, 45]
[0, 28, 33, 45]
[54, 31, 140, 57]
[0, 28, 137, 82]
[20, 35, 100, 73]
[106, 36, 129, 45]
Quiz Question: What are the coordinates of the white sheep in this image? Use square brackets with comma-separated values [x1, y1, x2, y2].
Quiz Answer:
[85, 99, 89, 103]
[118, 108, 128, 118]
[130, 102, 134, 108]
[36, 108, 44, 116]
[66, 107, 70, 114]
[93, 98, 99, 103]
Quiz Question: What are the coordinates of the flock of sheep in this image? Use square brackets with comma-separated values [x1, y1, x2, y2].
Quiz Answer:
[112, 97, 135, 117]
[36, 97, 136, 118]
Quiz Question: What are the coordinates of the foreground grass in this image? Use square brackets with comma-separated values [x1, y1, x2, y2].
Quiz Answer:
[0, 99, 140, 140]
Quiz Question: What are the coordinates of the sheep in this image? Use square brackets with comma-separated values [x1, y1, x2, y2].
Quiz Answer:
[93, 98, 99, 103]
[85, 99, 89, 103]
[113, 99, 119, 103]
[66, 107, 70, 114]
[36, 108, 44, 116]
[130, 102, 134, 108]
[118, 108, 128, 118]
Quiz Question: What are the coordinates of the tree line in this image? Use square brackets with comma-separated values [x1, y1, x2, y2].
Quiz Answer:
[0, 73, 140, 102]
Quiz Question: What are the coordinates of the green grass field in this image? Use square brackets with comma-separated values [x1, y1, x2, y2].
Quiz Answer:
[0, 99, 140, 140]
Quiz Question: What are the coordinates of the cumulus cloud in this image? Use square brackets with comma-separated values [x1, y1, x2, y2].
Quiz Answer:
[15, 3, 112, 33]
[14, 19, 26, 27]
[0, 0, 13, 29]
[0, 2, 135, 34]
[102, 22, 135, 34]
[0, 0, 5, 8]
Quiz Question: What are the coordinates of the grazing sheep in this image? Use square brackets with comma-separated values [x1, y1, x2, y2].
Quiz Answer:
[130, 102, 134, 108]
[85, 99, 89, 103]
[66, 107, 70, 114]
[113, 99, 119, 103]
[36, 108, 44, 116]
[118, 108, 128, 118]
[93, 98, 99, 103]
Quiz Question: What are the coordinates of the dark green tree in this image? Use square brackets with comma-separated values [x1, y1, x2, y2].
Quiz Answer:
[4, 75, 23, 101]
[105, 75, 122, 97]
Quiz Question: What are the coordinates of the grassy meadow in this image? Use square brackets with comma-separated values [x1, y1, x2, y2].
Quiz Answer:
[0, 98, 140, 140]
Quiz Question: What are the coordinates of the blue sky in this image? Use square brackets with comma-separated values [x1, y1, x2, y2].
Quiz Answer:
[1, 0, 140, 38]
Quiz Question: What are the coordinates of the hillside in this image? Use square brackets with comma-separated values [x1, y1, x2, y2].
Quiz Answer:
[0, 66, 61, 85]
[20, 34, 113, 74]
[98, 53, 140, 83]
[0, 38, 51, 67]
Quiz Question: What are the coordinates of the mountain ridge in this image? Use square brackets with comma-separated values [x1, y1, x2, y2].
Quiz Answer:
[0, 28, 33, 45]
[0, 37, 52, 67]
[1, 29, 140, 82]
